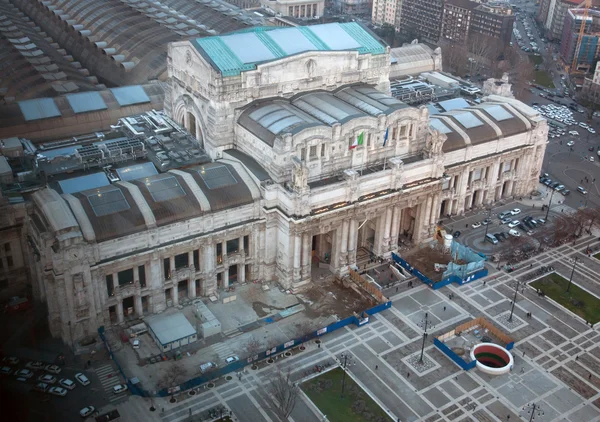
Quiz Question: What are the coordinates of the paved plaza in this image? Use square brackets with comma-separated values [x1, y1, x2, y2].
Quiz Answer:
[106, 233, 600, 422]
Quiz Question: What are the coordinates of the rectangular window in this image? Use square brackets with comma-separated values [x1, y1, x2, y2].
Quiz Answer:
[7, 256, 13, 268]
[244, 235, 249, 252]
[163, 258, 170, 279]
[321, 144, 325, 158]
[174, 253, 188, 269]
[216, 243, 223, 264]
[138, 265, 146, 287]
[193, 249, 199, 271]
[289, 6, 293, 15]
[226, 239, 239, 254]
[300, 147, 306, 161]
[106, 275, 114, 296]
[400, 125, 407, 138]
[392, 127, 398, 140]
[118, 268, 134, 286]
[309, 145, 317, 160]
[4, 243, 10, 252]
[409, 124, 414, 137]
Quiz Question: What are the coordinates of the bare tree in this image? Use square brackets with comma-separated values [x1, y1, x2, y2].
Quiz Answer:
[439, 41, 469, 75]
[158, 362, 187, 400]
[294, 321, 313, 347]
[267, 369, 298, 421]
[466, 34, 503, 76]
[243, 335, 262, 362]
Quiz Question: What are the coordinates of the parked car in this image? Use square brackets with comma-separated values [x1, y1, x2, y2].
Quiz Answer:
[510, 208, 521, 215]
[0, 366, 13, 376]
[509, 229, 521, 237]
[499, 211, 512, 219]
[38, 374, 57, 384]
[15, 369, 33, 379]
[537, 218, 546, 224]
[59, 378, 76, 390]
[493, 233, 504, 242]
[482, 218, 491, 225]
[453, 231, 461, 238]
[2, 357, 19, 366]
[508, 220, 520, 228]
[26, 361, 44, 370]
[75, 373, 90, 386]
[48, 386, 67, 397]
[80, 406, 96, 418]
[500, 217, 512, 225]
[562, 189, 571, 196]
[567, 141, 574, 146]
[472, 221, 482, 229]
[577, 186, 588, 194]
[45, 365, 61, 375]
[113, 384, 128, 395]
[33, 382, 49, 393]
[225, 356, 240, 364]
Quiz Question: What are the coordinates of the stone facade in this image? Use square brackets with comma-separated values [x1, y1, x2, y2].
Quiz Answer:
[28, 30, 547, 350]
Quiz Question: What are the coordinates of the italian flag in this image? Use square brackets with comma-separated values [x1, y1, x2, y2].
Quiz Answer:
[350, 132, 364, 150]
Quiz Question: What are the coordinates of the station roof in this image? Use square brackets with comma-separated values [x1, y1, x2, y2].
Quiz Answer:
[193, 22, 386, 76]
[238, 85, 407, 146]
[429, 102, 531, 152]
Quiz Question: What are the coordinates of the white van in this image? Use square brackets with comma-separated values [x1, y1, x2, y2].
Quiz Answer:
[485, 234, 498, 245]
[199, 362, 216, 373]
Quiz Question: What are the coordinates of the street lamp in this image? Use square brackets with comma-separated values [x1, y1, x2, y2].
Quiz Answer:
[417, 312, 435, 364]
[523, 402, 544, 422]
[508, 281, 520, 322]
[566, 256, 579, 293]
[483, 207, 493, 241]
[545, 188, 555, 221]
[339, 352, 354, 398]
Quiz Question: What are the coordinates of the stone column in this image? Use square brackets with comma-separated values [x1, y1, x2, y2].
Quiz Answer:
[222, 241, 227, 260]
[112, 273, 118, 290]
[188, 251, 194, 271]
[172, 285, 179, 306]
[133, 266, 139, 284]
[423, 196, 433, 230]
[373, 214, 385, 256]
[347, 219, 358, 266]
[202, 244, 216, 295]
[134, 295, 143, 317]
[223, 268, 229, 289]
[430, 195, 440, 226]
[293, 233, 301, 278]
[340, 220, 349, 264]
[301, 232, 311, 278]
[239, 236, 245, 254]
[116, 300, 124, 324]
[188, 278, 196, 299]
[238, 264, 246, 284]
[383, 207, 392, 249]
[169, 256, 175, 274]
[390, 206, 400, 249]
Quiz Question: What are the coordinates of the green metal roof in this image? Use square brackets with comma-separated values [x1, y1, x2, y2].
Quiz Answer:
[193, 22, 386, 77]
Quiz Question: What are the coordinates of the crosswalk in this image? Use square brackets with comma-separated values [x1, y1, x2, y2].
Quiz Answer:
[95, 364, 128, 403]
[206, 342, 234, 362]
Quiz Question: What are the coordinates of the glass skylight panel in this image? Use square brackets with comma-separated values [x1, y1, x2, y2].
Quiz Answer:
[429, 119, 452, 134]
[145, 175, 186, 202]
[259, 109, 293, 127]
[18, 98, 61, 121]
[198, 165, 238, 189]
[58, 173, 109, 194]
[308, 23, 361, 50]
[438, 98, 469, 112]
[66, 92, 107, 114]
[110, 85, 150, 106]
[87, 188, 130, 217]
[116, 162, 158, 182]
[483, 105, 514, 121]
[267, 28, 316, 55]
[221, 33, 275, 64]
[454, 112, 484, 129]
[268, 116, 304, 134]
[249, 104, 282, 121]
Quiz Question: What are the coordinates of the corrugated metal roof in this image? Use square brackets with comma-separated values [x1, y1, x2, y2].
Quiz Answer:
[110, 85, 151, 106]
[194, 22, 385, 76]
[66, 92, 107, 114]
[18, 98, 61, 121]
[146, 312, 196, 346]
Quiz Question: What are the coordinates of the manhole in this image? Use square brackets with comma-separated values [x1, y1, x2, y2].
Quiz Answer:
[251, 365, 258, 370]
[315, 339, 321, 344]
[207, 383, 215, 389]
[188, 390, 196, 396]
[284, 351, 292, 357]
[267, 359, 274, 364]
[226, 375, 232, 381]
[299, 345, 306, 351]
[169, 398, 177, 403]
[150, 407, 156, 412]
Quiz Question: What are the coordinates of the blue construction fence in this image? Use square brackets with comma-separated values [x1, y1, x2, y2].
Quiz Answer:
[433, 338, 477, 371]
[391, 249, 488, 290]
[100, 301, 392, 397]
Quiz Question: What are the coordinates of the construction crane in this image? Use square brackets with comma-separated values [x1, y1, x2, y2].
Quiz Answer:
[571, 0, 592, 73]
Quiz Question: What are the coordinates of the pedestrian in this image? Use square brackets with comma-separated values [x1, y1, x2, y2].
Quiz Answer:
[375, 365, 378, 370]
[590, 373, 592, 380]
[189, 409, 192, 417]
[396, 287, 399, 292]
[407, 372, 410, 378]
[318, 343, 321, 348]
[520, 367, 525, 374]
[576, 355, 579, 361]
[523, 351, 526, 357]
[443, 306, 446, 311]
[483, 281, 486, 286]
[466, 224, 468, 228]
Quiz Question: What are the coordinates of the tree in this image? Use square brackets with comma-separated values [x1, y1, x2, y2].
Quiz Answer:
[243, 335, 262, 362]
[439, 41, 469, 75]
[466, 34, 503, 76]
[294, 321, 313, 347]
[158, 362, 187, 401]
[267, 369, 298, 421]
